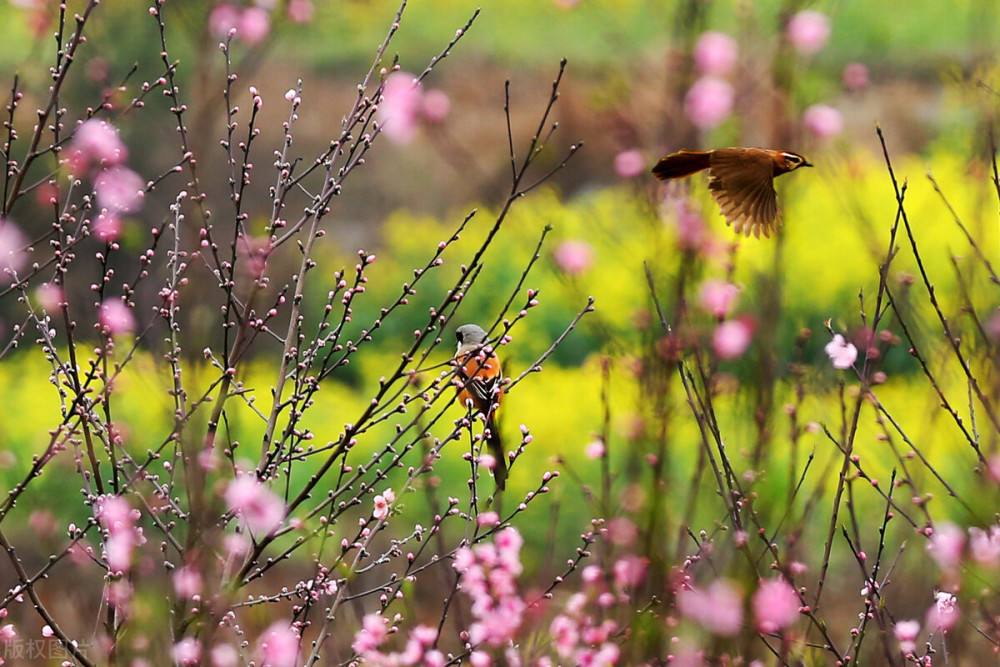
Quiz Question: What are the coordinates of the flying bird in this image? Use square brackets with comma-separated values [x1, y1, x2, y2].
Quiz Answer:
[652, 147, 812, 238]
[453, 323, 507, 490]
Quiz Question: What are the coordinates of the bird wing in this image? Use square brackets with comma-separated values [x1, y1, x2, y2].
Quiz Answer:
[707, 148, 780, 238]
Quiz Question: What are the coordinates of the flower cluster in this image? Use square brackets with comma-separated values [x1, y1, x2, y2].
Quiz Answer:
[378, 71, 452, 144]
[453, 528, 527, 650]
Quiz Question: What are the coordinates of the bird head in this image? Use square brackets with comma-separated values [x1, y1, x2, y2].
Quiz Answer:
[456, 323, 488, 353]
[777, 151, 813, 173]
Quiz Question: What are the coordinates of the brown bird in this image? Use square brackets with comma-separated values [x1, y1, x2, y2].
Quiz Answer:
[652, 148, 812, 238]
[454, 323, 507, 490]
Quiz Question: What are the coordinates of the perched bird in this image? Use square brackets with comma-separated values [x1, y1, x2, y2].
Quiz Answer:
[652, 147, 812, 238]
[453, 323, 507, 490]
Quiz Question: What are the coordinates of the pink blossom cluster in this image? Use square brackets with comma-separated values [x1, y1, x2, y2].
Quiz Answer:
[96, 494, 146, 575]
[67, 120, 144, 235]
[453, 527, 526, 649]
[209, 0, 320, 45]
[0, 220, 28, 285]
[377, 72, 452, 144]
[684, 31, 738, 129]
[225, 474, 285, 535]
[352, 617, 445, 667]
[928, 521, 1000, 571]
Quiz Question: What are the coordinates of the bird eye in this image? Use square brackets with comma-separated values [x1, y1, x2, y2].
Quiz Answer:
[455, 331, 463, 343]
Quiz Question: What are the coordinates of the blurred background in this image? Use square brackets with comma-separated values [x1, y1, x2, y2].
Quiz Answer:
[0, 0, 998, 663]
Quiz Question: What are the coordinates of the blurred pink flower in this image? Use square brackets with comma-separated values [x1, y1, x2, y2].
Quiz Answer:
[35, 283, 63, 314]
[477, 511, 500, 527]
[671, 197, 707, 251]
[99, 299, 136, 335]
[68, 120, 126, 173]
[28, 510, 56, 537]
[842, 62, 869, 91]
[712, 319, 752, 360]
[803, 104, 843, 140]
[677, 579, 743, 636]
[210, 644, 239, 667]
[0, 221, 28, 282]
[693, 31, 738, 76]
[585, 439, 605, 459]
[209, 4, 241, 39]
[257, 622, 299, 667]
[553, 240, 593, 275]
[986, 308, 1000, 342]
[698, 280, 740, 318]
[553, 0, 580, 8]
[379, 72, 422, 144]
[927, 522, 965, 571]
[684, 76, 733, 130]
[106, 531, 135, 573]
[352, 614, 388, 654]
[607, 517, 637, 547]
[172, 638, 201, 666]
[93, 210, 123, 242]
[41, 625, 53, 638]
[926, 591, 959, 632]
[752, 577, 799, 633]
[613, 149, 645, 178]
[0, 624, 16, 642]
[550, 615, 578, 658]
[421, 89, 451, 123]
[824, 334, 857, 369]
[225, 475, 284, 535]
[968, 525, 1000, 567]
[95, 166, 144, 214]
[894, 619, 920, 654]
[239, 7, 271, 45]
[173, 566, 202, 599]
[287, 0, 313, 23]
[469, 651, 491, 667]
[787, 10, 830, 55]
[613, 555, 648, 590]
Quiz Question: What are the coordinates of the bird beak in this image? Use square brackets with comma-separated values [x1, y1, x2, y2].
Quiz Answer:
[801, 161, 814, 168]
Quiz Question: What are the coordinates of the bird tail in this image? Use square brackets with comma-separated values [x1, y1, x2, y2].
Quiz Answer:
[651, 150, 712, 181]
[486, 415, 507, 491]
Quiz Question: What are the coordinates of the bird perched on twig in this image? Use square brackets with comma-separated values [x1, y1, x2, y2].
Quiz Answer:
[453, 323, 507, 490]
[652, 147, 812, 238]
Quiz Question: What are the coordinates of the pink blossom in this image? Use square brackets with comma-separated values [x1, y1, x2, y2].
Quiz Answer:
[105, 531, 135, 572]
[41, 625, 53, 638]
[225, 475, 284, 535]
[239, 7, 271, 45]
[613, 149, 645, 179]
[684, 76, 733, 130]
[787, 10, 830, 55]
[287, 0, 313, 22]
[210, 644, 239, 667]
[613, 555, 648, 590]
[606, 517, 637, 547]
[352, 614, 387, 654]
[752, 577, 799, 633]
[968, 525, 1000, 567]
[926, 592, 959, 632]
[550, 615, 579, 658]
[585, 439, 605, 459]
[553, 240, 593, 275]
[209, 4, 241, 39]
[97, 495, 134, 532]
[224, 534, 250, 558]
[477, 512, 500, 527]
[35, 283, 63, 314]
[803, 104, 843, 140]
[0, 221, 27, 282]
[712, 319, 752, 360]
[927, 522, 965, 571]
[257, 622, 299, 667]
[99, 298, 136, 335]
[378, 72, 422, 144]
[372, 488, 395, 521]
[95, 166, 144, 214]
[894, 619, 920, 654]
[172, 638, 201, 666]
[469, 652, 491, 667]
[824, 334, 857, 369]
[677, 579, 744, 636]
[693, 31, 738, 76]
[421, 89, 451, 123]
[68, 120, 126, 172]
[698, 280, 740, 318]
[0, 624, 15, 642]
[173, 566, 202, 599]
[93, 210, 122, 242]
[842, 62, 869, 91]
[671, 197, 707, 251]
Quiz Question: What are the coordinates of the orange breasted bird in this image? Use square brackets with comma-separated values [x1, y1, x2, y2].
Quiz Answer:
[652, 147, 812, 238]
[454, 323, 507, 490]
